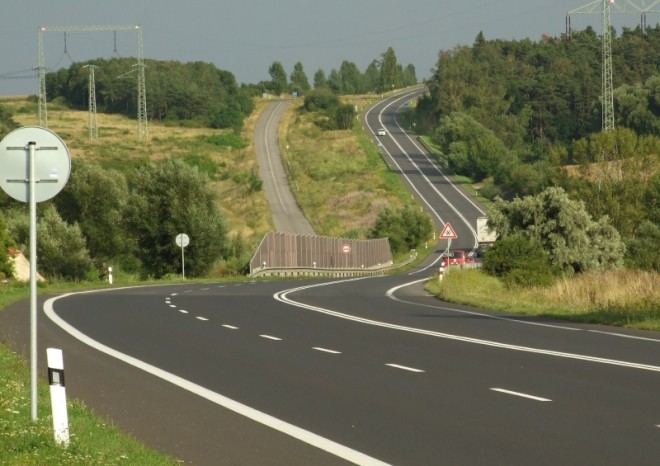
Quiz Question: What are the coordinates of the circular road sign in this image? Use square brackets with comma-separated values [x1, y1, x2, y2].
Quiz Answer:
[342, 244, 351, 254]
[176, 233, 190, 248]
[0, 126, 71, 203]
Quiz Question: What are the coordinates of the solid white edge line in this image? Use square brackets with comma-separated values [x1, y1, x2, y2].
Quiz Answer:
[386, 279, 581, 331]
[491, 388, 552, 402]
[44, 292, 390, 466]
[386, 363, 425, 373]
[274, 279, 660, 373]
[588, 330, 660, 343]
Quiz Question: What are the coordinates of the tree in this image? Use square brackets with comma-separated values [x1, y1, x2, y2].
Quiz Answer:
[54, 159, 129, 264]
[483, 233, 556, 287]
[433, 112, 513, 181]
[303, 88, 339, 111]
[126, 158, 230, 279]
[313, 69, 327, 89]
[289, 62, 310, 94]
[488, 187, 625, 274]
[339, 61, 362, 94]
[369, 205, 432, 255]
[379, 47, 399, 92]
[268, 61, 288, 95]
[334, 104, 356, 130]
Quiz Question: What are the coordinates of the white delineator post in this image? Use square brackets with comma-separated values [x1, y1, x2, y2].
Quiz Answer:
[47, 348, 70, 446]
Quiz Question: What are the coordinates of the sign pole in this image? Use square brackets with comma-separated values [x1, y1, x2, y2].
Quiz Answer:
[0, 127, 72, 422]
[181, 243, 185, 280]
[28, 141, 38, 421]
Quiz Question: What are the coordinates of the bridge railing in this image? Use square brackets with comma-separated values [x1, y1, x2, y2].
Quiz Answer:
[249, 232, 393, 276]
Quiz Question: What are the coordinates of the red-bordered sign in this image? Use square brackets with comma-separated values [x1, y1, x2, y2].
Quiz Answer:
[439, 223, 457, 239]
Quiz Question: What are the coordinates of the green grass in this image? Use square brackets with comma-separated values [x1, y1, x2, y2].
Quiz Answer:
[0, 281, 180, 465]
[425, 268, 660, 331]
[0, 339, 180, 465]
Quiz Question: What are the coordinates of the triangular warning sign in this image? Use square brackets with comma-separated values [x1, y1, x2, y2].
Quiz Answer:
[440, 223, 457, 239]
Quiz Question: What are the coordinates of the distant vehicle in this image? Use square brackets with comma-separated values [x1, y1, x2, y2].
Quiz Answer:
[377, 128, 387, 136]
[441, 249, 466, 267]
[476, 216, 497, 257]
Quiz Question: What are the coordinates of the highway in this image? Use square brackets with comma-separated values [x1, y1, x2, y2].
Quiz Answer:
[363, 89, 485, 262]
[1, 91, 659, 465]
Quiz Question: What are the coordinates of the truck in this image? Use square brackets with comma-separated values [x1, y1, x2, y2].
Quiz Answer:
[476, 216, 497, 257]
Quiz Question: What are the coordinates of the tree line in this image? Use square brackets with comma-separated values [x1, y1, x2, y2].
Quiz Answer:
[414, 25, 660, 272]
[0, 157, 232, 281]
[45, 58, 255, 131]
[258, 46, 417, 96]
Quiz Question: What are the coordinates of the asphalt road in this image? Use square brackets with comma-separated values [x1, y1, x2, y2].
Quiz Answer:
[362, 89, 486, 260]
[254, 100, 315, 236]
[2, 274, 660, 465]
[2, 92, 660, 465]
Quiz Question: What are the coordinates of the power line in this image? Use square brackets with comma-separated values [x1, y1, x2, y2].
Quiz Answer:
[566, 0, 660, 132]
[37, 24, 148, 140]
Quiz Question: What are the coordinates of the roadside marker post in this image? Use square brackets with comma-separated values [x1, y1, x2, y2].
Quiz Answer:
[47, 348, 70, 446]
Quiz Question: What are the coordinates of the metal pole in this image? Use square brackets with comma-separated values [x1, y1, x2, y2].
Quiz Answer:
[181, 245, 185, 280]
[29, 141, 38, 421]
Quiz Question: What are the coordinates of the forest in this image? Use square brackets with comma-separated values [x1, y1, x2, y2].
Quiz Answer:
[414, 25, 659, 272]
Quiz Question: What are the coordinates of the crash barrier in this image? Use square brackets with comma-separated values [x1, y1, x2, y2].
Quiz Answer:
[250, 232, 393, 277]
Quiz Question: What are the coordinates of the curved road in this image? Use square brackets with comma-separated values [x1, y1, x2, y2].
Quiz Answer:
[254, 101, 315, 235]
[2, 92, 660, 465]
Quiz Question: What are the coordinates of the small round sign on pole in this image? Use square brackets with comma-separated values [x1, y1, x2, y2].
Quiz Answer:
[175, 233, 190, 279]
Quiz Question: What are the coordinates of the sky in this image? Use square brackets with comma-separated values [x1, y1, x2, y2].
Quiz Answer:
[0, 0, 655, 96]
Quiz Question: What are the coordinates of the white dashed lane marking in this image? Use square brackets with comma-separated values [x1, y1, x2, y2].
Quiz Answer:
[491, 388, 551, 402]
[222, 324, 239, 330]
[260, 335, 282, 341]
[386, 364, 425, 373]
[179, 310, 189, 314]
[312, 347, 342, 354]
[196, 316, 209, 321]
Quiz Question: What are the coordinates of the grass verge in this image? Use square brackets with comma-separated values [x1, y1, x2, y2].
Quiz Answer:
[425, 268, 660, 331]
[0, 281, 186, 465]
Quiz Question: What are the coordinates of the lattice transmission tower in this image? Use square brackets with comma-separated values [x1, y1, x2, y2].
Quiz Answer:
[82, 64, 99, 140]
[566, 1, 660, 132]
[38, 24, 148, 140]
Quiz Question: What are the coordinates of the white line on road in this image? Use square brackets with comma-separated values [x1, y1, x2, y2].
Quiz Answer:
[222, 324, 239, 330]
[588, 330, 660, 343]
[274, 279, 660, 374]
[169, 305, 177, 308]
[386, 363, 425, 373]
[196, 316, 209, 321]
[44, 292, 389, 466]
[491, 388, 552, 402]
[179, 310, 189, 314]
[260, 335, 282, 341]
[201, 288, 210, 291]
[312, 347, 341, 354]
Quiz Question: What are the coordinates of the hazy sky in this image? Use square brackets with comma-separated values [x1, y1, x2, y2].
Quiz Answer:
[0, 0, 653, 96]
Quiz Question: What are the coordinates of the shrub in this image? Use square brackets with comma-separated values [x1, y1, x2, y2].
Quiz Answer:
[483, 234, 556, 287]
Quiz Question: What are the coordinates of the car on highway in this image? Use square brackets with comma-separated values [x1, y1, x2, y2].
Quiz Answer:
[377, 128, 387, 136]
[441, 249, 467, 267]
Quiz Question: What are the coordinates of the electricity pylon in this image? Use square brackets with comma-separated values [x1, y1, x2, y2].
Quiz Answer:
[82, 64, 99, 141]
[37, 25, 148, 140]
[566, 1, 660, 131]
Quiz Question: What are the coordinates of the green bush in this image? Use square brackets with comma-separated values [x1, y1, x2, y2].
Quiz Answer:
[483, 234, 556, 287]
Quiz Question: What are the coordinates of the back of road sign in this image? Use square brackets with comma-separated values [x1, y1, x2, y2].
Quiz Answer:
[0, 126, 71, 203]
